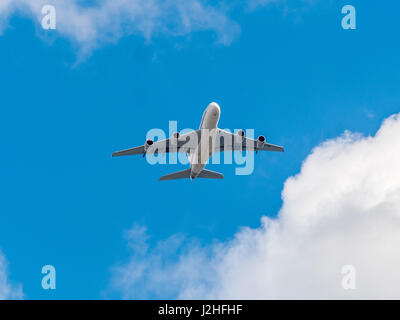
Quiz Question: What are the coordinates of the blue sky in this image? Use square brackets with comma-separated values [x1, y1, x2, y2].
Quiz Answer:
[1, 0, 400, 299]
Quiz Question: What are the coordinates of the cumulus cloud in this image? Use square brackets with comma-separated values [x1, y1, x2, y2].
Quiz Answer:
[0, 251, 23, 300]
[112, 113, 400, 299]
[0, 0, 240, 52]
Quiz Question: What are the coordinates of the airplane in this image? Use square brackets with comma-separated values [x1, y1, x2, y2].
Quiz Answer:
[112, 102, 284, 181]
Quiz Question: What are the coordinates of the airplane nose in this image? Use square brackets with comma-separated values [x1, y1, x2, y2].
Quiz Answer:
[208, 102, 220, 116]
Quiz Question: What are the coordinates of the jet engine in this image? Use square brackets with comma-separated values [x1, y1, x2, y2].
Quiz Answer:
[256, 135, 266, 149]
[235, 130, 246, 144]
[144, 139, 154, 152]
[170, 132, 180, 146]
[237, 129, 245, 138]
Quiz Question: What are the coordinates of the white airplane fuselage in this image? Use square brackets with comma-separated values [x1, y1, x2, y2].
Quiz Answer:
[188, 102, 221, 179]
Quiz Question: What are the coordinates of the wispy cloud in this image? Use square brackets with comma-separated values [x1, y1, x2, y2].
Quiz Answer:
[0, 0, 240, 53]
[0, 251, 23, 300]
[111, 113, 400, 299]
[0, 0, 321, 56]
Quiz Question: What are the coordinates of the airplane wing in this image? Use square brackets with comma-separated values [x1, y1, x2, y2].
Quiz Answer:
[215, 129, 284, 153]
[112, 130, 200, 157]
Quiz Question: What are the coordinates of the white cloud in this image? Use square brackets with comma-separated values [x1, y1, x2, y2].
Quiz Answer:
[0, 0, 320, 55]
[0, 0, 240, 52]
[112, 113, 400, 299]
[0, 251, 23, 300]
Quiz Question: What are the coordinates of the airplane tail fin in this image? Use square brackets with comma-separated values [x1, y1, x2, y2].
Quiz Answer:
[158, 169, 223, 181]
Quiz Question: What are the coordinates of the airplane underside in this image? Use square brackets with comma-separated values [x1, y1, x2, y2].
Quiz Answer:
[112, 102, 284, 181]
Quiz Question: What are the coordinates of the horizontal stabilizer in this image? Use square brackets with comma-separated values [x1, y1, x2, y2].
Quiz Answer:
[158, 168, 224, 181]
[158, 169, 191, 181]
[197, 169, 223, 179]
